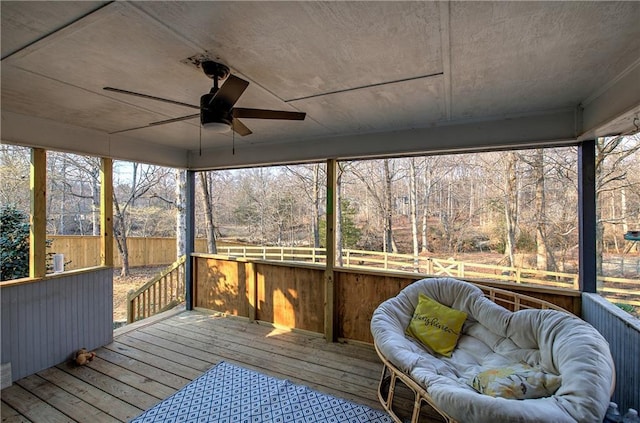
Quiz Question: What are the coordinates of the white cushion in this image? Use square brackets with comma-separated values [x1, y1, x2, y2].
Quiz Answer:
[370, 278, 614, 423]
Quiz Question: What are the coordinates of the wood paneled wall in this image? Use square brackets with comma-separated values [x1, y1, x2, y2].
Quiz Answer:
[193, 255, 583, 344]
[335, 270, 417, 343]
[0, 268, 113, 381]
[255, 262, 324, 332]
[582, 293, 640, 413]
[195, 257, 251, 317]
[194, 256, 325, 333]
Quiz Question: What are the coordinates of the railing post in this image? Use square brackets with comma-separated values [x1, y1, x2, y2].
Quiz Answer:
[384, 252, 388, 270]
[126, 290, 134, 324]
[324, 158, 337, 343]
[185, 170, 195, 310]
[346, 250, 351, 267]
[280, 247, 284, 261]
[515, 267, 521, 283]
[427, 258, 433, 275]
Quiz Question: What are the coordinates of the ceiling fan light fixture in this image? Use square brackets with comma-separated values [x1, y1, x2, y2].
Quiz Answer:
[202, 121, 231, 132]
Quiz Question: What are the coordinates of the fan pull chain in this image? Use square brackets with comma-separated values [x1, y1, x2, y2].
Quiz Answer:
[232, 121, 235, 155]
[199, 125, 202, 156]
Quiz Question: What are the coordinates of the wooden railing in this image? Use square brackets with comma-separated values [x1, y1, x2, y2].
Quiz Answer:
[216, 246, 639, 308]
[126, 256, 186, 323]
[599, 275, 640, 307]
[192, 255, 582, 344]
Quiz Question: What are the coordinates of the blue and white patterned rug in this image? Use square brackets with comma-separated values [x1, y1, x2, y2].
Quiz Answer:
[130, 361, 393, 423]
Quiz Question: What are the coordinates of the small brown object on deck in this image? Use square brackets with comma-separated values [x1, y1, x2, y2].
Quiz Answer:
[74, 348, 96, 366]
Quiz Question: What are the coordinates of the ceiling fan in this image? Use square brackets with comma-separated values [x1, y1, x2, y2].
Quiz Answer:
[104, 60, 306, 136]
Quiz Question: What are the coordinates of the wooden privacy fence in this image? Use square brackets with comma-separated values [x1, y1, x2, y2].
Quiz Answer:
[127, 256, 186, 323]
[47, 236, 210, 269]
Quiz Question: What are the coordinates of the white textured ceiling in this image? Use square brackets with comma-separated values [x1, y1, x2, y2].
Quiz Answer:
[1, 1, 639, 169]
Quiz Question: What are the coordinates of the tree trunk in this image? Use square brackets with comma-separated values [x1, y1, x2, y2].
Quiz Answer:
[59, 157, 66, 234]
[504, 152, 518, 267]
[621, 186, 629, 235]
[533, 149, 557, 271]
[595, 144, 604, 279]
[91, 175, 100, 236]
[409, 158, 419, 269]
[176, 169, 187, 260]
[312, 164, 321, 248]
[336, 166, 344, 266]
[421, 160, 432, 253]
[113, 194, 130, 277]
[199, 172, 217, 254]
[383, 159, 397, 253]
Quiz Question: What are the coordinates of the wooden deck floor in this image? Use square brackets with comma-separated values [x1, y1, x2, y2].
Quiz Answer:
[1, 310, 391, 422]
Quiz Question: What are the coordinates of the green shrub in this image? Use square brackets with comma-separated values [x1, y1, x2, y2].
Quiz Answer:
[615, 303, 636, 314]
[0, 205, 30, 281]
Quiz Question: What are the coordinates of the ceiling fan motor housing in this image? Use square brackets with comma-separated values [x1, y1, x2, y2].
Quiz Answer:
[200, 93, 232, 127]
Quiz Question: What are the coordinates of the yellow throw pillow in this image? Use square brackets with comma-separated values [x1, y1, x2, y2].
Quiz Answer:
[469, 363, 562, 399]
[405, 294, 467, 357]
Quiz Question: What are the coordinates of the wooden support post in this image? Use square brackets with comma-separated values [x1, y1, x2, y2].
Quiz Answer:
[185, 170, 195, 310]
[29, 148, 46, 278]
[100, 158, 114, 267]
[247, 262, 257, 322]
[579, 139, 597, 293]
[324, 159, 337, 342]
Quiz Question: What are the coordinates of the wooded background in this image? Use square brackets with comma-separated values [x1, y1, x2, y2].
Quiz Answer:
[1, 136, 638, 281]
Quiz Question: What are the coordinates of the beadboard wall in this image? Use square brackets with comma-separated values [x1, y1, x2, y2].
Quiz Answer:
[1, 267, 113, 382]
[582, 293, 640, 413]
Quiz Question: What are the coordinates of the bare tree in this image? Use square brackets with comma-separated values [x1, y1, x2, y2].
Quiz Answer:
[285, 164, 325, 248]
[409, 158, 419, 268]
[113, 162, 171, 276]
[519, 149, 558, 271]
[198, 171, 217, 254]
[596, 135, 640, 275]
[350, 159, 398, 253]
[503, 152, 519, 267]
[0, 145, 30, 212]
[175, 169, 187, 260]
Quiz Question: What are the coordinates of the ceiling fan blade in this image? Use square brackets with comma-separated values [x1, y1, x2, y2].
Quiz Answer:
[209, 75, 249, 110]
[232, 118, 252, 136]
[149, 114, 200, 126]
[233, 108, 306, 120]
[108, 113, 199, 134]
[108, 124, 155, 135]
[104, 87, 200, 110]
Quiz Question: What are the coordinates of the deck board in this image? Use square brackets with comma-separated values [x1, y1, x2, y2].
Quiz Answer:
[1, 311, 397, 422]
[16, 375, 118, 423]
[1, 400, 33, 422]
[1, 383, 75, 422]
[36, 366, 141, 422]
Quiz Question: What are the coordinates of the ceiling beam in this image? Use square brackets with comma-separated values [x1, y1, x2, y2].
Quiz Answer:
[188, 110, 578, 170]
[579, 57, 640, 139]
[1, 111, 189, 168]
[438, 0, 452, 120]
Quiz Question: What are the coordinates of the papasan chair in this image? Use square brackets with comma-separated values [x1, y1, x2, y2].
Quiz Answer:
[370, 277, 615, 423]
